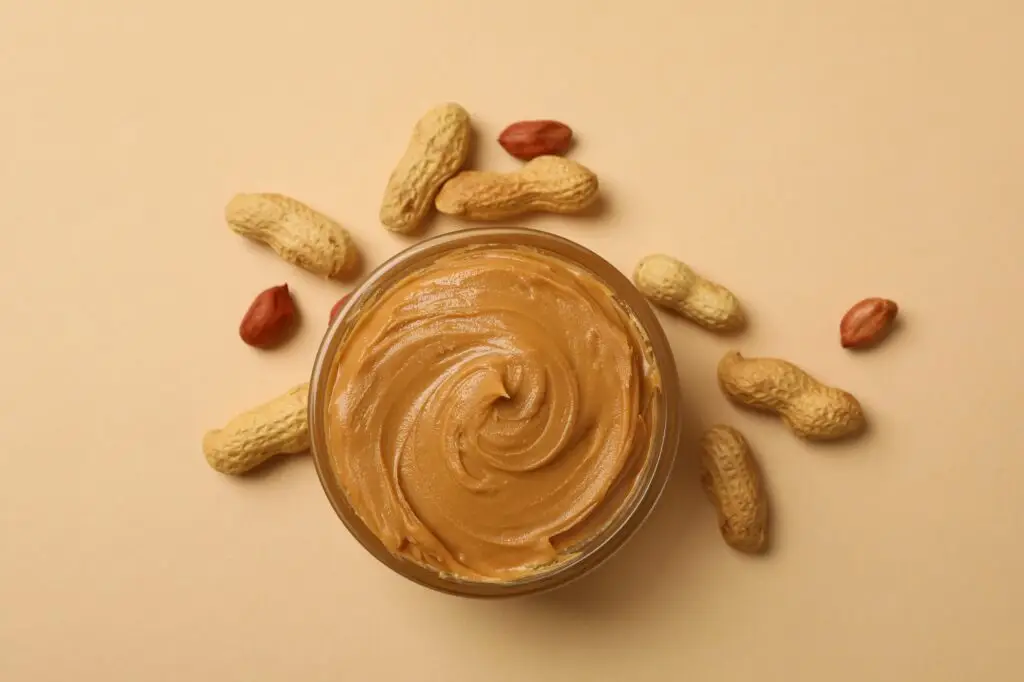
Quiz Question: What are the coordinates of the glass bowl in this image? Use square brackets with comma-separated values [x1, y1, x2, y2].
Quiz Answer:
[308, 227, 681, 597]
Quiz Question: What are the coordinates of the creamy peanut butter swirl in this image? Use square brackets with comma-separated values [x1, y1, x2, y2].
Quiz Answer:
[326, 245, 659, 581]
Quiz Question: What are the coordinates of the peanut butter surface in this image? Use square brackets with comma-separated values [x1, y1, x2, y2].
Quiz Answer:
[325, 245, 659, 581]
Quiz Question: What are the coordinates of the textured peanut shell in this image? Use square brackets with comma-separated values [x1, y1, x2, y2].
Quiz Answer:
[718, 351, 865, 440]
[633, 254, 745, 331]
[202, 383, 310, 475]
[380, 103, 472, 234]
[700, 425, 768, 554]
[434, 156, 599, 221]
[226, 193, 357, 279]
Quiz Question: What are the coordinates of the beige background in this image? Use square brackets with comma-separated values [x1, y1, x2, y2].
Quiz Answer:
[2, 1, 1023, 680]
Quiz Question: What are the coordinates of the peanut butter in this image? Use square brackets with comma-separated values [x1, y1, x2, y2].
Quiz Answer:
[325, 245, 660, 581]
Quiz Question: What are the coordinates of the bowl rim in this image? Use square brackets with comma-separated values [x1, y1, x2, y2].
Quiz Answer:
[307, 226, 681, 598]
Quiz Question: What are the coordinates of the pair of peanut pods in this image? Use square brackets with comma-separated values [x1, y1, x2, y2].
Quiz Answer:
[379, 103, 598, 231]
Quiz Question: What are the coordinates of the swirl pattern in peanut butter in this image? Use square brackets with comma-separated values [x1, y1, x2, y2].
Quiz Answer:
[326, 245, 659, 580]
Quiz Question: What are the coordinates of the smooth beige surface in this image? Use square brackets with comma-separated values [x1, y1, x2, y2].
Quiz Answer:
[1, 2, 1022, 680]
